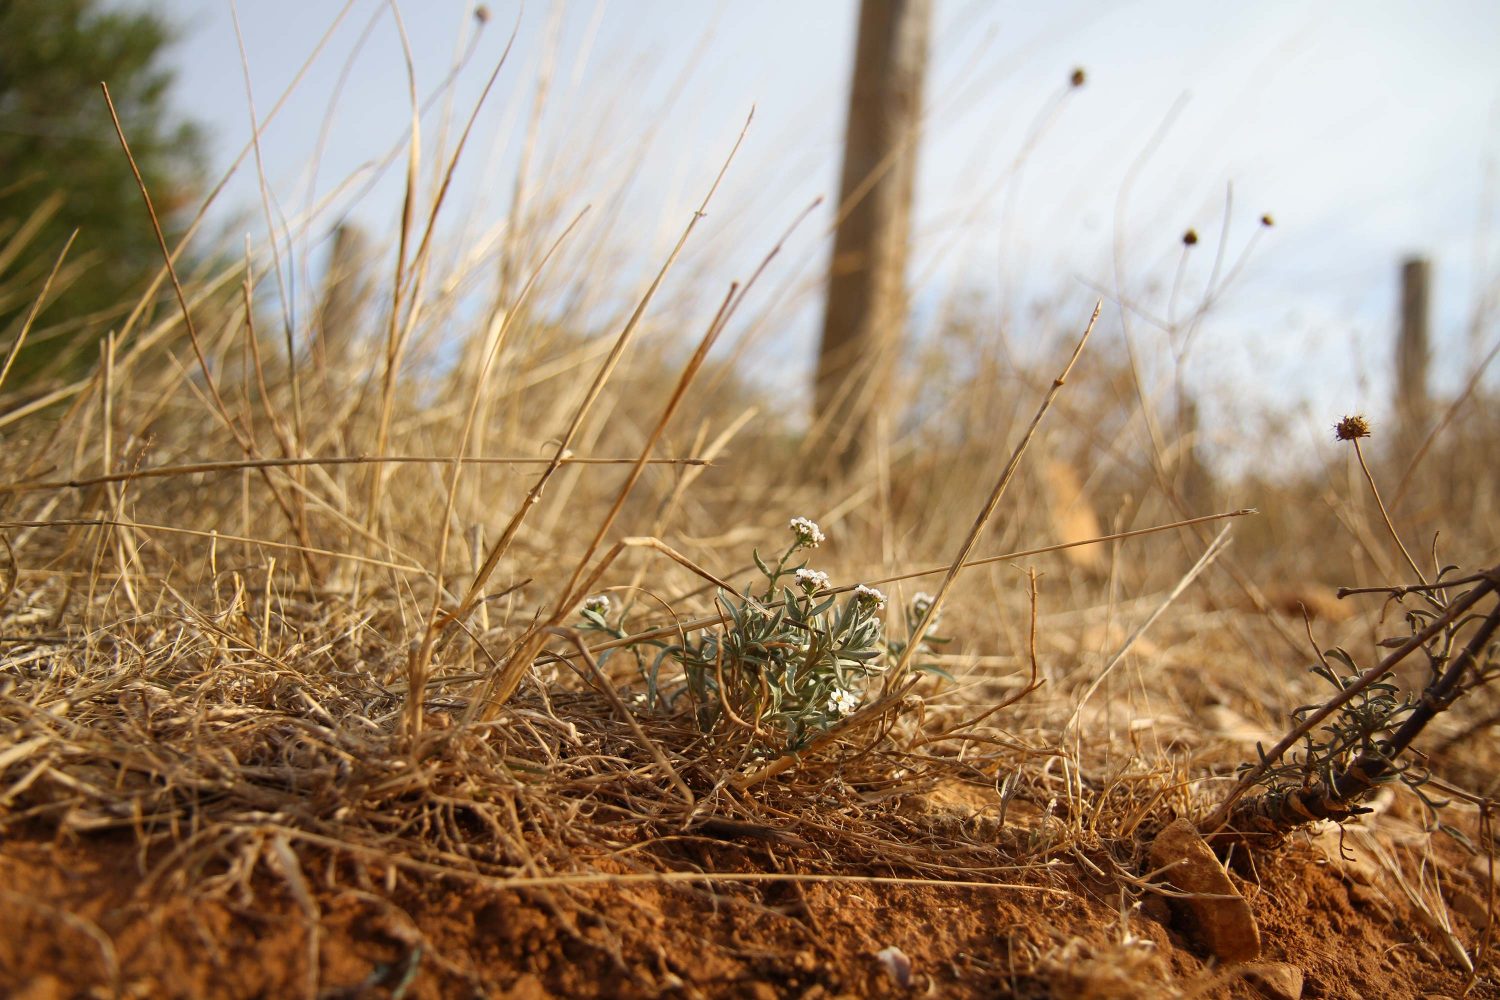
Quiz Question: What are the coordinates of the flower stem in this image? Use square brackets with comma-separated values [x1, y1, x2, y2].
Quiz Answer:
[1352, 437, 1427, 586]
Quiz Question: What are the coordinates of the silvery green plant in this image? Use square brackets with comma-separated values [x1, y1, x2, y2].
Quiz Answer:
[578, 518, 948, 757]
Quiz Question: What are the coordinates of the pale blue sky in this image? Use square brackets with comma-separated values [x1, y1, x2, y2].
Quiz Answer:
[151, 0, 1500, 468]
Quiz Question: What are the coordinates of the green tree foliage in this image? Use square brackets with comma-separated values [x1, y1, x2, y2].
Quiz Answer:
[0, 0, 205, 383]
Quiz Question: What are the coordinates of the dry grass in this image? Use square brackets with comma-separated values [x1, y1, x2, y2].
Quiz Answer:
[2, 21, 1500, 998]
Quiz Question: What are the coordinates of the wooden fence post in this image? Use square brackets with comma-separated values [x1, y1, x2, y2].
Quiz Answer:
[314, 222, 374, 380]
[813, 0, 931, 476]
[1395, 256, 1431, 451]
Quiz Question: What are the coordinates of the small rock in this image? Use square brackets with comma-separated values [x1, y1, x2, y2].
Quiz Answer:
[875, 945, 912, 988]
[746, 983, 779, 1000]
[1147, 818, 1262, 963]
[1244, 961, 1304, 1000]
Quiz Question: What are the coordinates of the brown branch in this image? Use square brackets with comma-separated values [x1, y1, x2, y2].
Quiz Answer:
[1204, 567, 1499, 833]
[1223, 600, 1500, 832]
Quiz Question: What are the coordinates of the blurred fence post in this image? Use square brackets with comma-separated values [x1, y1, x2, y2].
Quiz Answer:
[1177, 391, 1213, 513]
[1395, 255, 1431, 452]
[314, 222, 374, 381]
[813, 0, 931, 476]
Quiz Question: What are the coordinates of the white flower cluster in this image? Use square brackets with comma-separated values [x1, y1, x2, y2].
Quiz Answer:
[788, 516, 825, 548]
[853, 584, 887, 611]
[911, 591, 939, 624]
[795, 567, 830, 591]
[582, 594, 611, 616]
[827, 688, 860, 715]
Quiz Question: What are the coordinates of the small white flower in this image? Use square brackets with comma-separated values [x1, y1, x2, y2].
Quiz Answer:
[788, 516, 825, 548]
[795, 567, 830, 591]
[582, 594, 610, 616]
[911, 591, 939, 624]
[827, 688, 859, 715]
[854, 584, 887, 611]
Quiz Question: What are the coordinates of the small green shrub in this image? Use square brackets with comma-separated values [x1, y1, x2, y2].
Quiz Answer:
[580, 518, 947, 757]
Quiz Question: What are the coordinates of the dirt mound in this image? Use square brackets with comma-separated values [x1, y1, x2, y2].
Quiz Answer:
[1, 814, 1485, 999]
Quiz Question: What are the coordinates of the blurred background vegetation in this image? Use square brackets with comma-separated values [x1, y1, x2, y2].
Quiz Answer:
[0, 0, 205, 383]
[0, 0, 1494, 593]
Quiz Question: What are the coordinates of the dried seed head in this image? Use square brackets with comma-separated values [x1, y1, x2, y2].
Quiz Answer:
[1182, 229, 1199, 247]
[1334, 414, 1372, 441]
[1070, 67, 1087, 88]
[1260, 213, 1275, 227]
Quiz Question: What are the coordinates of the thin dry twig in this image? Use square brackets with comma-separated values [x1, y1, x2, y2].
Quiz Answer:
[0, 454, 710, 497]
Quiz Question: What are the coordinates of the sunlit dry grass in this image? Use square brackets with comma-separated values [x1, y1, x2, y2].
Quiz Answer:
[1, 18, 1499, 996]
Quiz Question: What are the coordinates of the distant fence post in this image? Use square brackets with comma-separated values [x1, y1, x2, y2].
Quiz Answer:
[813, 0, 931, 477]
[314, 222, 374, 380]
[1176, 391, 1213, 513]
[1395, 256, 1431, 451]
